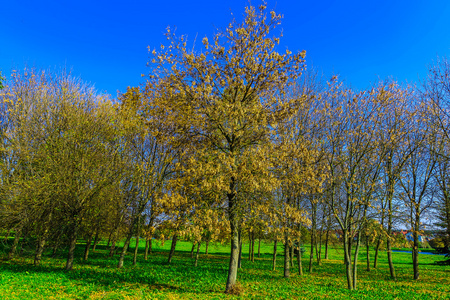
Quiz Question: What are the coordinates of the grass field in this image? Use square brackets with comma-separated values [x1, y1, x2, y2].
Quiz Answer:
[0, 238, 449, 299]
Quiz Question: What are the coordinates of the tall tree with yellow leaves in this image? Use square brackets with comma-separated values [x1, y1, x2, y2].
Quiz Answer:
[144, 3, 305, 292]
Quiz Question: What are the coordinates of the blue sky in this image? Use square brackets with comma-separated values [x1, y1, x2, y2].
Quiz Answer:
[2, 0, 450, 97]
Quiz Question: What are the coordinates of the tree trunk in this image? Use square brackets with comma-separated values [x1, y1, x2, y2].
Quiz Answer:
[251, 233, 255, 262]
[258, 238, 261, 258]
[238, 229, 242, 269]
[343, 230, 353, 290]
[191, 243, 196, 258]
[324, 229, 329, 260]
[316, 228, 323, 265]
[387, 184, 396, 279]
[133, 235, 140, 266]
[194, 242, 201, 267]
[92, 228, 100, 251]
[225, 183, 239, 293]
[366, 234, 370, 272]
[284, 232, 290, 278]
[65, 222, 78, 271]
[352, 231, 362, 290]
[290, 245, 294, 268]
[205, 238, 210, 255]
[109, 240, 116, 257]
[386, 236, 396, 279]
[34, 235, 47, 266]
[413, 213, 420, 280]
[167, 234, 178, 263]
[309, 229, 314, 273]
[373, 236, 381, 268]
[144, 238, 150, 260]
[8, 228, 22, 260]
[83, 234, 93, 261]
[118, 214, 140, 268]
[272, 239, 277, 271]
[297, 240, 303, 276]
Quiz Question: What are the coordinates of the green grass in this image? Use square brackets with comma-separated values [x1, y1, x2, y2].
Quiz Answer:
[0, 238, 449, 299]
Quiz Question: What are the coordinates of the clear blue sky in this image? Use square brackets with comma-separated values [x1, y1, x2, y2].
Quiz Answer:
[2, 0, 450, 96]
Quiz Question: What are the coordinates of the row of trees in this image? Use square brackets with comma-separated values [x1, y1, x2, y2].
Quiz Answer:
[0, 3, 449, 292]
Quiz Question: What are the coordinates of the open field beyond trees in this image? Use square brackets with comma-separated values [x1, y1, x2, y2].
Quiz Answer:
[0, 239, 449, 299]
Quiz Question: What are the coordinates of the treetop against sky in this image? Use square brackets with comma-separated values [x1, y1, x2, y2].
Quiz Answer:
[1, 0, 450, 96]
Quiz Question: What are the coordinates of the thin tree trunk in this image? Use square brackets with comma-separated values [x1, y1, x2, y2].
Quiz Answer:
[225, 182, 239, 293]
[238, 229, 242, 269]
[413, 213, 420, 280]
[144, 238, 150, 260]
[190, 243, 196, 258]
[34, 235, 47, 266]
[324, 229, 329, 259]
[373, 236, 381, 268]
[387, 184, 396, 279]
[118, 214, 140, 268]
[8, 228, 22, 260]
[309, 229, 314, 273]
[65, 222, 78, 271]
[133, 235, 140, 266]
[109, 240, 116, 257]
[297, 240, 303, 276]
[251, 233, 255, 262]
[258, 237, 261, 258]
[366, 234, 370, 272]
[352, 231, 362, 290]
[205, 238, 210, 255]
[272, 239, 277, 271]
[83, 234, 93, 261]
[284, 234, 290, 278]
[133, 214, 142, 266]
[343, 230, 353, 290]
[194, 242, 201, 267]
[290, 245, 294, 268]
[167, 234, 178, 263]
[92, 229, 100, 252]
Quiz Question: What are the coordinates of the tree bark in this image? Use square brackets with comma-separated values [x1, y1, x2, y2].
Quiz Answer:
[167, 234, 178, 263]
[65, 222, 78, 271]
[191, 243, 196, 258]
[238, 229, 242, 269]
[297, 239, 303, 276]
[194, 242, 201, 267]
[92, 228, 100, 252]
[284, 233, 290, 278]
[373, 236, 381, 268]
[324, 229, 329, 260]
[258, 237, 261, 258]
[251, 233, 255, 262]
[8, 228, 22, 260]
[366, 234, 370, 272]
[144, 238, 150, 260]
[205, 238, 210, 255]
[118, 214, 140, 268]
[34, 235, 47, 266]
[272, 239, 277, 271]
[309, 229, 314, 273]
[343, 230, 353, 290]
[225, 180, 239, 293]
[83, 234, 93, 261]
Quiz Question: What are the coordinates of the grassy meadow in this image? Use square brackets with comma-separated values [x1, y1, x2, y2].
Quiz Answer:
[0, 238, 449, 299]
